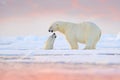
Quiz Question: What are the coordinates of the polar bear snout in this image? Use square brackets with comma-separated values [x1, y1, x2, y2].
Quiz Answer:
[52, 33, 57, 38]
[48, 26, 54, 32]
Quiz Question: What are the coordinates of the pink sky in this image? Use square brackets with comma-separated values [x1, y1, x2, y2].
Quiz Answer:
[0, 0, 120, 36]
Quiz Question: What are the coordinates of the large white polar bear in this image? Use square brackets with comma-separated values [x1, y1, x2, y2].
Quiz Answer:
[44, 33, 57, 50]
[48, 21, 101, 49]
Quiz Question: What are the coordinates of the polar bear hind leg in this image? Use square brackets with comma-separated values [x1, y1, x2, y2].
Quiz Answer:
[84, 37, 97, 50]
[69, 41, 78, 49]
[66, 36, 78, 49]
[84, 31, 100, 50]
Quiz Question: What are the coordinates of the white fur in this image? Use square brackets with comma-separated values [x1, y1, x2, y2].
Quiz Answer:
[44, 33, 56, 50]
[49, 21, 101, 49]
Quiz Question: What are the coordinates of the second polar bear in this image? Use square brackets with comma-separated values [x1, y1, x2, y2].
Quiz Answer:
[49, 21, 101, 49]
[44, 33, 57, 50]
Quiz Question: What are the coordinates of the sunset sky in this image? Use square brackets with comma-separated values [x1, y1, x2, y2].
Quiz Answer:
[0, 0, 120, 36]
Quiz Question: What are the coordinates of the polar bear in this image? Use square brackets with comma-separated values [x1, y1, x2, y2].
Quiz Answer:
[44, 33, 57, 50]
[48, 21, 101, 49]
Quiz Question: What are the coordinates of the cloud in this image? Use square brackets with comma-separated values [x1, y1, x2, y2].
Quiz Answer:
[68, 0, 120, 21]
[0, 0, 71, 18]
[0, 0, 120, 35]
[0, 0, 120, 22]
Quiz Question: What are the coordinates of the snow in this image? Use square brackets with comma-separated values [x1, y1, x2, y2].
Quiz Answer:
[116, 32, 120, 40]
[0, 34, 120, 64]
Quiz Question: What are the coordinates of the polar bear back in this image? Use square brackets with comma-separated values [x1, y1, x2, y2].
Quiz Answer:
[62, 22, 101, 44]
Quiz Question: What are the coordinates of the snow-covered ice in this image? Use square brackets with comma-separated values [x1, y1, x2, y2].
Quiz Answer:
[0, 34, 120, 64]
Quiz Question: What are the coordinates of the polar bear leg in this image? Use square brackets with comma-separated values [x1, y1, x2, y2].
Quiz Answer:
[69, 41, 78, 49]
[84, 39, 96, 49]
[84, 45, 96, 50]
[66, 37, 78, 49]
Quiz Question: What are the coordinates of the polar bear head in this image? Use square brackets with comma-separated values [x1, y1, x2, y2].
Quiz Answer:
[47, 33, 57, 42]
[50, 33, 57, 38]
[44, 33, 57, 50]
[48, 21, 68, 33]
[48, 21, 66, 33]
[49, 22, 60, 32]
